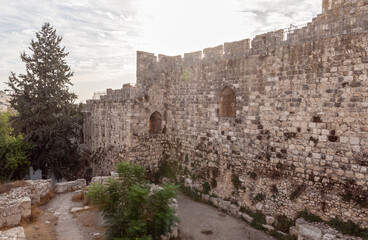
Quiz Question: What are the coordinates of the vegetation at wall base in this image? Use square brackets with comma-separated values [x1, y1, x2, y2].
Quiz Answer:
[87, 161, 179, 240]
[298, 210, 368, 239]
[7, 23, 83, 179]
[0, 111, 32, 182]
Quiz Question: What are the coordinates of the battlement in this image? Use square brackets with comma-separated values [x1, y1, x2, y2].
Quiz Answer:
[134, 0, 367, 69]
[322, 0, 368, 13]
[89, 0, 368, 104]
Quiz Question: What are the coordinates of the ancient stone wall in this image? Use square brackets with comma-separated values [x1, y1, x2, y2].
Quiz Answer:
[83, 0, 368, 228]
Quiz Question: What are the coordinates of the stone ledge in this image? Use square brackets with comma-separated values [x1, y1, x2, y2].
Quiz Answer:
[0, 227, 26, 240]
[55, 179, 86, 194]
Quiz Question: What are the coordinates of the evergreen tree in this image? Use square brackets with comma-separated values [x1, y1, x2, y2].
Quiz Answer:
[7, 23, 82, 179]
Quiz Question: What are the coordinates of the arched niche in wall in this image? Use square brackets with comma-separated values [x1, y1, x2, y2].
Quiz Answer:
[219, 86, 236, 118]
[149, 111, 162, 134]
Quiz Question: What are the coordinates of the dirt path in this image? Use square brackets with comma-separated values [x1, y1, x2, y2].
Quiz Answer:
[24, 191, 273, 240]
[177, 193, 274, 240]
[23, 192, 105, 240]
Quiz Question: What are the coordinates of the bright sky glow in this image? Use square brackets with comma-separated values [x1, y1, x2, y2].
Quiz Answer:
[0, 0, 321, 102]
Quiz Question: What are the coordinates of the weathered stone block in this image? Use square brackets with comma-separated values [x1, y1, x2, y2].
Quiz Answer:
[0, 227, 26, 240]
[299, 224, 322, 240]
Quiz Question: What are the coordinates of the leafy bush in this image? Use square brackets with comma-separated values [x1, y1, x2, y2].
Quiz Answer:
[87, 161, 179, 240]
[0, 111, 32, 182]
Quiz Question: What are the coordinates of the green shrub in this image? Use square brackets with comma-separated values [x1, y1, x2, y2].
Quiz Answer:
[87, 161, 179, 240]
[0, 111, 32, 182]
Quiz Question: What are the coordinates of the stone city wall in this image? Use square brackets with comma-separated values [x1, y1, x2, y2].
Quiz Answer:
[83, 0, 368, 228]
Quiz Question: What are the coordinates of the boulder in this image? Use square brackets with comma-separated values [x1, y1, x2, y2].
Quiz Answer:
[228, 204, 239, 215]
[256, 202, 263, 211]
[322, 234, 336, 240]
[262, 224, 275, 231]
[19, 197, 31, 218]
[218, 199, 231, 210]
[242, 213, 254, 223]
[298, 224, 323, 240]
[266, 216, 276, 225]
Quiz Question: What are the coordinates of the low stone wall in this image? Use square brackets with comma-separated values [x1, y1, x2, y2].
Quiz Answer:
[54, 179, 86, 194]
[290, 218, 361, 240]
[0, 227, 26, 240]
[0, 180, 52, 229]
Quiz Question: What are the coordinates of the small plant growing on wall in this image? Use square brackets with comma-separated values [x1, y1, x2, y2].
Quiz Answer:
[254, 193, 265, 202]
[202, 182, 211, 194]
[289, 184, 305, 201]
[232, 174, 242, 189]
[211, 178, 217, 188]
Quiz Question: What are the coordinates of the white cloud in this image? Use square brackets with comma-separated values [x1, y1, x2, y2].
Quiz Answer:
[0, 0, 321, 102]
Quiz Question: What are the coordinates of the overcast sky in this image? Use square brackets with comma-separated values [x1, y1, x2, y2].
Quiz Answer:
[0, 0, 321, 102]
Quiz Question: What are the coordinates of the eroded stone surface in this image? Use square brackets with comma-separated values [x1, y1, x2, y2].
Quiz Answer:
[55, 179, 86, 194]
[0, 180, 52, 229]
[83, 0, 368, 229]
[0, 227, 26, 240]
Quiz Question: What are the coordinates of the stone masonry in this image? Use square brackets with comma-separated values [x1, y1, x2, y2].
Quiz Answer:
[84, 0, 368, 228]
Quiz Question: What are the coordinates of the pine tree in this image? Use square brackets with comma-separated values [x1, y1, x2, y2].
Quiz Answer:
[7, 23, 82, 179]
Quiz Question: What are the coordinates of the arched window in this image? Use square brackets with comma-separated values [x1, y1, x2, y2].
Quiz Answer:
[219, 87, 236, 117]
[149, 111, 162, 134]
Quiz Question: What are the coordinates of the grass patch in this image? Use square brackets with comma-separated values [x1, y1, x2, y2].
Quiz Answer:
[298, 210, 368, 239]
[181, 186, 201, 201]
[327, 217, 368, 238]
[39, 189, 55, 206]
[297, 210, 323, 223]
[72, 191, 85, 202]
[30, 205, 42, 222]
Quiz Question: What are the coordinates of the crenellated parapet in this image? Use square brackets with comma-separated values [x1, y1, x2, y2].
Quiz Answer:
[322, 0, 368, 13]
[136, 51, 157, 89]
[86, 0, 368, 106]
